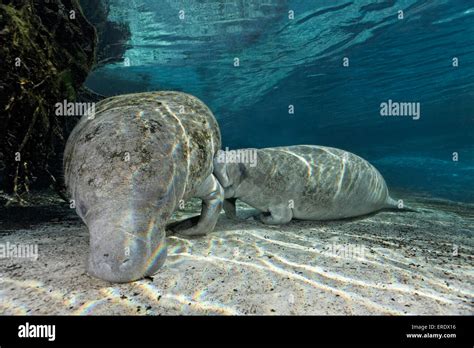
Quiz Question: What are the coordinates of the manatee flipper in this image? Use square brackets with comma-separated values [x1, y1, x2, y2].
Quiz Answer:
[170, 174, 224, 236]
[213, 156, 231, 188]
[223, 198, 237, 219]
[258, 205, 293, 225]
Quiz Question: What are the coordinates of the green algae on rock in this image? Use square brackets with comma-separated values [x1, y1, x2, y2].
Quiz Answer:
[0, 0, 96, 199]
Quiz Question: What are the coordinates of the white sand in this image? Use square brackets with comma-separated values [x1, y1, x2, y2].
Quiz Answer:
[0, 192, 473, 315]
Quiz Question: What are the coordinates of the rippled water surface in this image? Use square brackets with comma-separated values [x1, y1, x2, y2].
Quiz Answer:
[86, 0, 474, 202]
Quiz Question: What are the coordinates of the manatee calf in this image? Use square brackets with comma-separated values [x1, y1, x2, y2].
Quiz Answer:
[213, 145, 404, 224]
[64, 91, 223, 282]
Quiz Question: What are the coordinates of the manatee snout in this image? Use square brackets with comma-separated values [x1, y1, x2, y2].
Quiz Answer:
[86, 211, 167, 283]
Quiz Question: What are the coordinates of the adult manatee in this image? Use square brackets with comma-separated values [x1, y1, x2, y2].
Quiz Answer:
[64, 91, 223, 282]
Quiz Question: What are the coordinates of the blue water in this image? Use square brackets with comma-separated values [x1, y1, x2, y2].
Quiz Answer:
[85, 0, 474, 202]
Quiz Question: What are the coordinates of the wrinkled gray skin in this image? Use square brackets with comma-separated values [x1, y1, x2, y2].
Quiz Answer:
[214, 145, 401, 224]
[64, 91, 223, 282]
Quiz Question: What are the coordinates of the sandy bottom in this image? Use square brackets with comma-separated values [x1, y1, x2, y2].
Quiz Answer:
[0, 191, 473, 315]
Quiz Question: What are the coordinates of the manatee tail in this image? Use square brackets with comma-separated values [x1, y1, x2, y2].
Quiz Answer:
[384, 197, 418, 212]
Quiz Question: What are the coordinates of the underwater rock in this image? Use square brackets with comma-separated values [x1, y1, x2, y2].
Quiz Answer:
[79, 0, 131, 66]
[63, 91, 223, 282]
[214, 145, 404, 223]
[0, 0, 96, 197]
